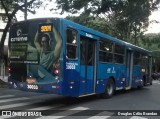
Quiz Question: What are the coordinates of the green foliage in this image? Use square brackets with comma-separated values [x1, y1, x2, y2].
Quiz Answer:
[141, 33, 160, 71]
[66, 14, 110, 34]
[141, 33, 160, 50]
[0, 0, 43, 16]
[56, 0, 160, 45]
[0, 0, 53, 59]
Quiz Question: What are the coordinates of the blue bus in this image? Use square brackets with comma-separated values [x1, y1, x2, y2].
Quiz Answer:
[8, 18, 152, 98]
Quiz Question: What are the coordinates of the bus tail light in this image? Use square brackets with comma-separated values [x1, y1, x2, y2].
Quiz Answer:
[52, 85, 61, 89]
[52, 62, 60, 76]
[8, 67, 11, 72]
[54, 69, 60, 75]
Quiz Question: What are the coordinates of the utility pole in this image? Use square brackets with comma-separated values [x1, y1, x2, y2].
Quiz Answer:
[24, 0, 27, 20]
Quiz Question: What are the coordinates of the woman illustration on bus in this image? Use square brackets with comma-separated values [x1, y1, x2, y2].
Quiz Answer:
[34, 23, 62, 78]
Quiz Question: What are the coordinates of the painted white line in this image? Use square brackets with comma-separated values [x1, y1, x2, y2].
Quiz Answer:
[130, 116, 148, 119]
[0, 100, 41, 110]
[0, 116, 7, 119]
[36, 116, 65, 119]
[69, 107, 89, 110]
[0, 95, 14, 99]
[152, 80, 160, 84]
[36, 107, 90, 119]
[0, 97, 29, 103]
[87, 116, 110, 119]
[27, 104, 64, 111]
[87, 111, 113, 119]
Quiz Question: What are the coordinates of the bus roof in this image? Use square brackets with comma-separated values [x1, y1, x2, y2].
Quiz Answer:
[14, 17, 151, 54]
[61, 18, 150, 53]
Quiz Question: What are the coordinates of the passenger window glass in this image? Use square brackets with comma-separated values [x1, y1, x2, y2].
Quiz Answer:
[100, 41, 113, 52]
[99, 40, 113, 63]
[114, 54, 124, 64]
[133, 52, 141, 66]
[66, 29, 77, 59]
[115, 44, 125, 54]
[114, 44, 125, 64]
[66, 29, 77, 44]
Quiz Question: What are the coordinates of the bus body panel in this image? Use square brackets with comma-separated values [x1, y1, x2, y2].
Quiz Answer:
[132, 66, 144, 87]
[96, 63, 126, 93]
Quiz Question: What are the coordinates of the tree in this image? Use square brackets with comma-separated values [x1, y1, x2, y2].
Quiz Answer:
[141, 33, 160, 72]
[0, 0, 52, 59]
[66, 13, 110, 34]
[56, 0, 160, 44]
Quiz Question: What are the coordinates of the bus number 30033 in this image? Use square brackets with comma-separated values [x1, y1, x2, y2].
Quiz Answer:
[27, 85, 38, 90]
[66, 64, 76, 69]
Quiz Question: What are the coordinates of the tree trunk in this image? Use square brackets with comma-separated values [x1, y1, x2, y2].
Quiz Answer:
[0, 19, 11, 60]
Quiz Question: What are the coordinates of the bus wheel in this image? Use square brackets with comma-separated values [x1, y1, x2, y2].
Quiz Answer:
[101, 78, 115, 99]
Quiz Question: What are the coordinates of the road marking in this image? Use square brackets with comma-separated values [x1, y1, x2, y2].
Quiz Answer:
[130, 116, 148, 119]
[36, 107, 89, 119]
[0, 116, 6, 119]
[87, 111, 113, 119]
[0, 97, 29, 103]
[87, 116, 110, 119]
[36, 116, 65, 119]
[0, 95, 14, 99]
[69, 107, 89, 110]
[152, 80, 160, 84]
[0, 100, 41, 110]
[27, 104, 64, 110]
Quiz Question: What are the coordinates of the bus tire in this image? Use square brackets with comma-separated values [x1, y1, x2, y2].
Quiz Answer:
[101, 78, 115, 99]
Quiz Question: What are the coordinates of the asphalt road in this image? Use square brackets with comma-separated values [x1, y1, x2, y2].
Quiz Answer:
[0, 80, 160, 119]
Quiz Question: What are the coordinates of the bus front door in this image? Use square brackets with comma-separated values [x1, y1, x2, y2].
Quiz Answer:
[80, 36, 96, 95]
[126, 50, 133, 89]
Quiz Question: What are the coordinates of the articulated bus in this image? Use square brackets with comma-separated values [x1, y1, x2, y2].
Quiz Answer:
[8, 18, 152, 98]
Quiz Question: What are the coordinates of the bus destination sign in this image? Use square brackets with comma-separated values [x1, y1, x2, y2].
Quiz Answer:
[39, 23, 53, 33]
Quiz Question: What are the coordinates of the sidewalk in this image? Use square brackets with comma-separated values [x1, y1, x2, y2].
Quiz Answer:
[0, 76, 8, 88]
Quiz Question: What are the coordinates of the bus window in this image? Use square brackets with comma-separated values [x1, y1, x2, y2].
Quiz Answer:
[114, 44, 125, 64]
[134, 52, 141, 66]
[141, 54, 148, 66]
[66, 29, 78, 59]
[99, 40, 113, 63]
